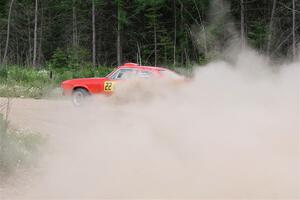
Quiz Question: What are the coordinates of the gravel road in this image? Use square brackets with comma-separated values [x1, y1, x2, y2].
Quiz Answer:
[1, 97, 73, 135]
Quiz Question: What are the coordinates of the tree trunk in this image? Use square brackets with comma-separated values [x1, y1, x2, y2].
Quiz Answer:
[117, 0, 122, 66]
[267, 0, 277, 55]
[3, 0, 15, 65]
[16, 37, 19, 65]
[92, 0, 96, 67]
[117, 29, 121, 66]
[173, 0, 177, 66]
[27, 13, 32, 66]
[292, 0, 296, 60]
[72, 2, 78, 47]
[180, 2, 184, 65]
[38, 4, 43, 65]
[240, 0, 246, 49]
[33, 0, 38, 68]
[137, 42, 142, 65]
[154, 15, 157, 67]
[193, 0, 207, 59]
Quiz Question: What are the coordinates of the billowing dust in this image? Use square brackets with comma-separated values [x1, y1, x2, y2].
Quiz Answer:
[2, 49, 300, 199]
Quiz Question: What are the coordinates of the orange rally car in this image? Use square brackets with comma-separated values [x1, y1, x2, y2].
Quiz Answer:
[61, 63, 185, 106]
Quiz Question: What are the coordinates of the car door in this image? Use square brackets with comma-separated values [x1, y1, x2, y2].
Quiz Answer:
[103, 68, 138, 93]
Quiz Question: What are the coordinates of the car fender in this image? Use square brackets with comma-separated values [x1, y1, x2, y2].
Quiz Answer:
[73, 85, 90, 94]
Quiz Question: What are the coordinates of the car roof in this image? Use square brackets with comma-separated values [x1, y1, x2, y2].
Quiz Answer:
[117, 63, 168, 71]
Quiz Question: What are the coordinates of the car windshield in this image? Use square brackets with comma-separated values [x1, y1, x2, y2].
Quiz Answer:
[108, 68, 155, 80]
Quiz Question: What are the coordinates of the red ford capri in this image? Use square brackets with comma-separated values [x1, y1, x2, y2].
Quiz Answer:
[61, 63, 185, 106]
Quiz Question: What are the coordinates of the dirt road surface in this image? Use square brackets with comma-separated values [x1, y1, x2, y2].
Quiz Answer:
[0, 64, 298, 199]
[1, 97, 74, 135]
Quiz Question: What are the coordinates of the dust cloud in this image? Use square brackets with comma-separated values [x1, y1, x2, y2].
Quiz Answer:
[2, 49, 298, 199]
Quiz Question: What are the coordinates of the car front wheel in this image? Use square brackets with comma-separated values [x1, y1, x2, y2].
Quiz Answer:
[72, 88, 89, 106]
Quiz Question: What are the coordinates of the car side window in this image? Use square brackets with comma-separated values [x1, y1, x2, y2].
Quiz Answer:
[137, 70, 153, 78]
[159, 69, 182, 79]
[111, 68, 137, 80]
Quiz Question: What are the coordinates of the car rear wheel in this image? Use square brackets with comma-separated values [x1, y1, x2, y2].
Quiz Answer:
[72, 88, 89, 106]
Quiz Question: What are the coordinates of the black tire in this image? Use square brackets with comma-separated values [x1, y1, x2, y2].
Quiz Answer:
[72, 88, 89, 106]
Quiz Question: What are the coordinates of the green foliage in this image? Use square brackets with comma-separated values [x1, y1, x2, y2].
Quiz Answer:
[67, 46, 91, 69]
[0, 68, 8, 80]
[134, 0, 166, 8]
[248, 21, 268, 50]
[0, 65, 114, 98]
[53, 67, 113, 85]
[0, 85, 52, 98]
[116, 0, 128, 26]
[94, 0, 105, 7]
[0, 67, 52, 98]
[6, 67, 50, 85]
[54, 71, 73, 84]
[0, 0, 299, 67]
[48, 48, 68, 69]
[49, 47, 91, 70]
[0, 114, 45, 176]
[197, 54, 209, 65]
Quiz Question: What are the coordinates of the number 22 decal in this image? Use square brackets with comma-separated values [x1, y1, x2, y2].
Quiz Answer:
[104, 81, 115, 92]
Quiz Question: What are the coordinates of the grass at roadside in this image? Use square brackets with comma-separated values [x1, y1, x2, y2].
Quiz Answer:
[0, 66, 114, 98]
[0, 113, 45, 177]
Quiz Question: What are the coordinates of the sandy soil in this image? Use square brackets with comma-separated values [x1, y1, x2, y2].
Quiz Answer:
[1, 97, 74, 134]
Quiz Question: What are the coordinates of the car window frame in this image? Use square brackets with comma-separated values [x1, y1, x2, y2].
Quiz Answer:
[108, 68, 138, 80]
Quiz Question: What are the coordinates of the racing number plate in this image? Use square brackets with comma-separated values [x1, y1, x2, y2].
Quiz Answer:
[104, 81, 115, 92]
